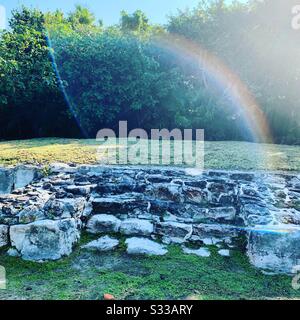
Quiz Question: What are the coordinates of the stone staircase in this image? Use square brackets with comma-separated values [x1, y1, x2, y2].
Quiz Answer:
[0, 164, 299, 274]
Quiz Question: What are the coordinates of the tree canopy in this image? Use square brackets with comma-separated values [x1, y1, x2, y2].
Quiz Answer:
[0, 1, 299, 144]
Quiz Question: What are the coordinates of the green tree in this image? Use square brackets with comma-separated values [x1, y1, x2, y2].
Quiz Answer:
[68, 5, 96, 28]
[120, 10, 149, 32]
[51, 30, 186, 135]
[0, 3, 299, 144]
[0, 7, 78, 138]
[167, 0, 300, 144]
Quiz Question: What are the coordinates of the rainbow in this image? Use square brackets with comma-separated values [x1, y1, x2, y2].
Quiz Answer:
[152, 33, 273, 144]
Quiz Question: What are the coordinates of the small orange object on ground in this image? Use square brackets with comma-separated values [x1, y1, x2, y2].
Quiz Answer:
[104, 294, 116, 300]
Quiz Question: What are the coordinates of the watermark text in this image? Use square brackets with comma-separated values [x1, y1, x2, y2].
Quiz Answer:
[96, 121, 204, 169]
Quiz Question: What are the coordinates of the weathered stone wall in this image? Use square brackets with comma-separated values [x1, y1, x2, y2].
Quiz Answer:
[0, 164, 299, 274]
[0, 166, 41, 195]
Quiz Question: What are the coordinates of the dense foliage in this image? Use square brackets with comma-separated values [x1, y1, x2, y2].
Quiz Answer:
[0, 1, 299, 144]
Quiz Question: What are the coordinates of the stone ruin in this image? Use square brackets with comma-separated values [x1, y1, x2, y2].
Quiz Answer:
[0, 163, 300, 274]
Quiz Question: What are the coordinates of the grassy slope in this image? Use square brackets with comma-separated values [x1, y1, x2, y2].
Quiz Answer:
[0, 234, 299, 301]
[0, 138, 299, 171]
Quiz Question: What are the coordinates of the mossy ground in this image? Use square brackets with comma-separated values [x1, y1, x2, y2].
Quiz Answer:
[0, 138, 299, 171]
[0, 234, 299, 300]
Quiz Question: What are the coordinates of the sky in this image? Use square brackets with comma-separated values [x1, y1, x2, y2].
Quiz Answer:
[0, 0, 243, 29]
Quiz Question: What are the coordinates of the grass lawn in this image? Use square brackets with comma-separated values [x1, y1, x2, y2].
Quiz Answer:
[0, 138, 299, 172]
[0, 234, 299, 301]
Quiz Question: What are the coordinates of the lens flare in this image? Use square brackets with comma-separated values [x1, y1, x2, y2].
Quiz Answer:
[47, 30, 287, 171]
[150, 34, 288, 171]
[47, 34, 90, 138]
[153, 34, 273, 144]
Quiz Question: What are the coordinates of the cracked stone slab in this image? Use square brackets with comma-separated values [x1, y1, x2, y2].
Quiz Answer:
[10, 219, 80, 261]
[81, 236, 119, 252]
[126, 237, 168, 256]
[182, 246, 211, 257]
[120, 218, 154, 236]
[86, 214, 121, 234]
[15, 166, 39, 189]
[218, 249, 230, 257]
[0, 168, 14, 195]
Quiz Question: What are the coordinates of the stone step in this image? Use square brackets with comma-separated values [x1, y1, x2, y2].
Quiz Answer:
[0, 164, 300, 275]
[91, 194, 148, 214]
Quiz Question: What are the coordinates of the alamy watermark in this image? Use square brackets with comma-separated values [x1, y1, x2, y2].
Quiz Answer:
[292, 5, 300, 30]
[0, 5, 6, 30]
[0, 265, 6, 290]
[96, 121, 204, 169]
